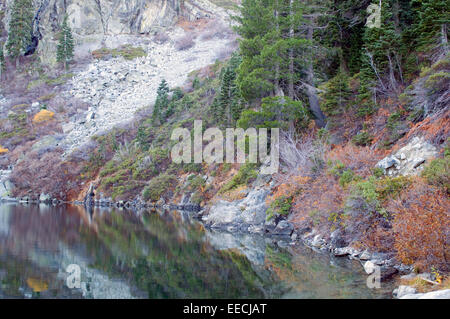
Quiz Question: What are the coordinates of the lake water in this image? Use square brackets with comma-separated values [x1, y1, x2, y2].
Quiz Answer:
[0, 203, 395, 299]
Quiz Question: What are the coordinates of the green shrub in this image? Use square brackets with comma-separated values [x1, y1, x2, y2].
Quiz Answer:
[376, 176, 411, 201]
[329, 160, 345, 176]
[266, 196, 293, 221]
[372, 167, 385, 178]
[187, 175, 206, 192]
[352, 131, 373, 146]
[422, 157, 449, 193]
[220, 163, 258, 193]
[92, 45, 146, 60]
[339, 169, 356, 187]
[350, 176, 410, 219]
[142, 174, 177, 202]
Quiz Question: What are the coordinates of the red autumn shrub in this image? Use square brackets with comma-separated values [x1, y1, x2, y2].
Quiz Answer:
[389, 179, 450, 271]
[291, 173, 346, 230]
[327, 143, 383, 178]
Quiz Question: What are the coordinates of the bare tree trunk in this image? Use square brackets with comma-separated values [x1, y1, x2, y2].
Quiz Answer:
[442, 23, 448, 54]
[288, 0, 295, 99]
[394, 52, 404, 84]
[365, 49, 387, 92]
[275, 0, 281, 96]
[387, 53, 397, 91]
[306, 25, 326, 128]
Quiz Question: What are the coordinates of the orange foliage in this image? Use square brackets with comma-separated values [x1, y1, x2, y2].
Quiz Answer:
[403, 109, 450, 146]
[33, 109, 55, 124]
[389, 179, 450, 271]
[0, 145, 8, 154]
[327, 143, 384, 177]
[291, 173, 345, 226]
[267, 176, 310, 205]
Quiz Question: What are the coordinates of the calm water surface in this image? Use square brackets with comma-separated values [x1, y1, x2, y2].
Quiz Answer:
[0, 203, 394, 299]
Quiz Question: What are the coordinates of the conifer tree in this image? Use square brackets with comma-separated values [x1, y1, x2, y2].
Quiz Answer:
[212, 53, 243, 126]
[319, 71, 352, 117]
[57, 15, 75, 70]
[235, 0, 328, 127]
[357, 0, 407, 115]
[0, 44, 6, 80]
[412, 0, 449, 54]
[152, 79, 170, 124]
[6, 0, 34, 68]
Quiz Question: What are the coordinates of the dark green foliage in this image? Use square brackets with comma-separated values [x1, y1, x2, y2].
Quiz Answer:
[136, 125, 151, 151]
[233, 0, 314, 121]
[211, 53, 243, 126]
[220, 163, 258, 193]
[152, 79, 170, 124]
[320, 71, 352, 116]
[352, 130, 373, 146]
[356, 0, 414, 114]
[237, 96, 309, 130]
[56, 15, 75, 70]
[6, 0, 34, 66]
[422, 156, 449, 193]
[266, 196, 293, 220]
[412, 0, 449, 50]
[142, 173, 177, 202]
[0, 44, 6, 76]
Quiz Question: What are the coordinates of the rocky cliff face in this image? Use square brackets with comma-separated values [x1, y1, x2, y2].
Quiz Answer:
[1, 0, 215, 64]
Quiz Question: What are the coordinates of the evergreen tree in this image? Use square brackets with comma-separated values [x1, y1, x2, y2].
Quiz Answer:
[136, 125, 150, 151]
[212, 53, 243, 126]
[0, 44, 6, 80]
[235, 0, 330, 128]
[412, 0, 449, 53]
[6, 0, 34, 68]
[357, 0, 408, 115]
[57, 15, 75, 70]
[319, 71, 352, 117]
[152, 79, 170, 124]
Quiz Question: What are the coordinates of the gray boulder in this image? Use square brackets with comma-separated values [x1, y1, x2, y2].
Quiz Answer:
[203, 188, 270, 233]
[271, 220, 294, 237]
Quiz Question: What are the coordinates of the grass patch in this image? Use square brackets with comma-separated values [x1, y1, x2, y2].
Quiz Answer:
[92, 45, 147, 61]
[220, 163, 258, 194]
[142, 173, 178, 202]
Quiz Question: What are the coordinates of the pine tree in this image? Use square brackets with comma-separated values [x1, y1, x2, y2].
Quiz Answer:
[212, 53, 243, 126]
[152, 79, 170, 124]
[6, 0, 34, 68]
[412, 0, 449, 53]
[319, 71, 352, 117]
[235, 0, 329, 128]
[357, 0, 408, 115]
[57, 15, 75, 70]
[0, 44, 6, 80]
